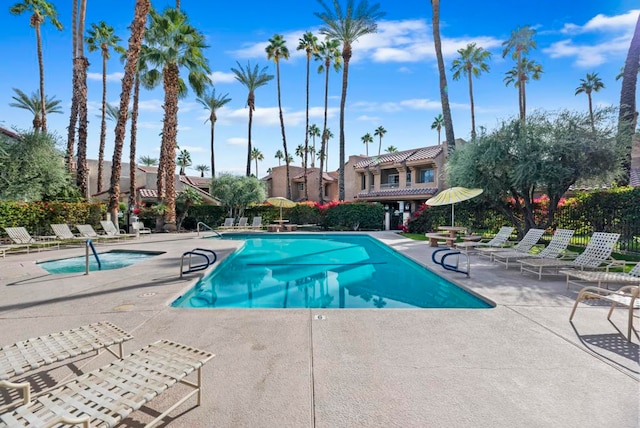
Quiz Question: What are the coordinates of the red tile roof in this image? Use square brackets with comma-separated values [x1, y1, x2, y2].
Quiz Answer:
[356, 187, 438, 199]
[353, 145, 443, 169]
[630, 167, 639, 187]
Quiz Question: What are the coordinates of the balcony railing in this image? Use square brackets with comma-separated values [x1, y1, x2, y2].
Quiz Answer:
[380, 183, 399, 189]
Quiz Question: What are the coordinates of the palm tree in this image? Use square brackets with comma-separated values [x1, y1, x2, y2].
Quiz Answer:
[196, 86, 231, 178]
[177, 149, 191, 175]
[431, 114, 444, 145]
[430, 0, 455, 152]
[361, 133, 373, 156]
[251, 147, 264, 177]
[297, 31, 318, 200]
[231, 61, 274, 176]
[295, 144, 306, 166]
[308, 123, 321, 167]
[266, 34, 292, 199]
[316, 0, 384, 200]
[502, 25, 537, 121]
[143, 7, 211, 230]
[105, 102, 130, 122]
[195, 164, 209, 177]
[86, 21, 125, 193]
[323, 128, 334, 172]
[374, 125, 386, 155]
[275, 149, 284, 166]
[10, 0, 62, 133]
[9, 88, 62, 131]
[451, 42, 491, 139]
[138, 155, 158, 166]
[385, 145, 398, 153]
[314, 38, 341, 203]
[575, 72, 605, 130]
[107, 0, 151, 226]
[503, 57, 543, 121]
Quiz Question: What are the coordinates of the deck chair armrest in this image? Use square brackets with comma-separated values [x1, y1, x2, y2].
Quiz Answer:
[0, 380, 31, 406]
[45, 415, 91, 428]
[604, 259, 627, 272]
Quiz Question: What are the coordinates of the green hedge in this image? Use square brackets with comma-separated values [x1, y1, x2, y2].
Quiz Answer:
[0, 201, 104, 237]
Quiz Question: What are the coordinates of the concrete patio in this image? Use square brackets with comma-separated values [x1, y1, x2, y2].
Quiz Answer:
[0, 231, 637, 427]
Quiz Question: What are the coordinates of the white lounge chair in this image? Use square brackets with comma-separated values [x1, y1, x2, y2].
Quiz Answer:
[456, 226, 514, 253]
[100, 220, 136, 239]
[75, 224, 120, 242]
[219, 218, 234, 229]
[247, 216, 263, 229]
[561, 262, 640, 290]
[570, 285, 639, 342]
[476, 228, 543, 261]
[50, 224, 87, 245]
[3, 227, 60, 253]
[490, 228, 567, 269]
[520, 232, 620, 280]
[233, 217, 248, 229]
[0, 340, 214, 427]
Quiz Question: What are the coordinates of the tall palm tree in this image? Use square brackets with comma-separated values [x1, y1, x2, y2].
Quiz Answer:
[196, 86, 231, 178]
[9, 88, 62, 131]
[503, 57, 543, 121]
[323, 128, 334, 172]
[295, 144, 306, 166]
[251, 147, 264, 177]
[618, 12, 640, 186]
[266, 34, 292, 199]
[430, 0, 455, 153]
[143, 7, 211, 230]
[86, 21, 125, 193]
[105, 102, 130, 122]
[451, 42, 491, 139]
[314, 38, 341, 203]
[297, 31, 318, 200]
[195, 164, 209, 177]
[431, 114, 444, 145]
[502, 25, 537, 121]
[177, 149, 191, 175]
[66, 0, 78, 172]
[385, 145, 398, 153]
[361, 133, 373, 156]
[575, 72, 605, 130]
[316, 0, 384, 200]
[107, 0, 151, 226]
[308, 123, 321, 167]
[231, 61, 274, 176]
[275, 149, 284, 166]
[138, 155, 158, 166]
[374, 125, 386, 155]
[10, 0, 62, 133]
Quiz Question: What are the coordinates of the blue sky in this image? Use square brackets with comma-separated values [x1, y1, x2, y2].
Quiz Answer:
[1, 1, 638, 177]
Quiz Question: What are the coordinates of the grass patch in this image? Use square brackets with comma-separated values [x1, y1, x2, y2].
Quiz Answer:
[400, 233, 428, 241]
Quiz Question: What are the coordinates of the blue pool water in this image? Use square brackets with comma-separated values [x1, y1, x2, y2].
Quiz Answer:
[38, 250, 162, 274]
[172, 234, 492, 309]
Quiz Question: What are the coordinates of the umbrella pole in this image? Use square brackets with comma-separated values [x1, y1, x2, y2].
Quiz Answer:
[280, 205, 283, 222]
[451, 204, 455, 227]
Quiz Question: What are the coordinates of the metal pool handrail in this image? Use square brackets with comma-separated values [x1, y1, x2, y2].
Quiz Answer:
[180, 248, 218, 278]
[85, 239, 101, 274]
[197, 222, 222, 237]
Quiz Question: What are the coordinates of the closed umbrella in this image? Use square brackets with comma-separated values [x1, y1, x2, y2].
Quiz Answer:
[426, 187, 483, 226]
[266, 196, 296, 221]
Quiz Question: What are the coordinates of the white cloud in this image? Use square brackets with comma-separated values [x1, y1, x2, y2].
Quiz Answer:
[137, 99, 163, 113]
[544, 35, 632, 67]
[561, 10, 639, 34]
[218, 105, 337, 127]
[351, 98, 467, 113]
[229, 30, 308, 60]
[227, 137, 247, 146]
[178, 144, 205, 153]
[88, 72, 124, 82]
[210, 71, 237, 84]
[357, 114, 381, 123]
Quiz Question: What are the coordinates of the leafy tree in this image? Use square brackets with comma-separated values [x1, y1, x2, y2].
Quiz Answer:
[230, 61, 273, 176]
[430, 0, 455, 152]
[447, 109, 619, 236]
[374, 125, 386, 155]
[316, 0, 384, 200]
[385, 145, 398, 153]
[575, 72, 605, 130]
[10, 88, 62, 132]
[431, 114, 444, 145]
[177, 149, 191, 175]
[502, 25, 537, 121]
[266, 34, 292, 199]
[0, 130, 80, 201]
[86, 20, 125, 193]
[361, 132, 373, 156]
[275, 149, 284, 166]
[251, 147, 264, 177]
[209, 174, 266, 218]
[9, 0, 63, 133]
[297, 31, 318, 200]
[196, 86, 231, 178]
[195, 164, 210, 177]
[138, 155, 158, 166]
[313, 38, 341, 203]
[451, 42, 491, 139]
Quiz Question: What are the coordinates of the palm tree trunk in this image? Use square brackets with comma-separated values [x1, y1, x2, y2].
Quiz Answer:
[76, 57, 89, 198]
[303, 54, 310, 200]
[255, 158, 259, 177]
[378, 136, 382, 156]
[67, 0, 79, 171]
[431, 0, 455, 153]
[35, 21, 46, 133]
[338, 43, 351, 200]
[109, 0, 151, 225]
[129, 73, 141, 211]
[162, 63, 180, 229]
[319, 63, 329, 204]
[157, 65, 170, 202]
[246, 105, 253, 176]
[210, 112, 216, 177]
[276, 60, 291, 199]
[468, 70, 476, 139]
[588, 93, 595, 130]
[98, 53, 108, 193]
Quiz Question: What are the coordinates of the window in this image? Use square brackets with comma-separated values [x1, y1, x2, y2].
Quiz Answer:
[324, 186, 329, 197]
[420, 168, 434, 183]
[297, 183, 304, 191]
[406, 171, 412, 187]
[361, 173, 366, 190]
[388, 174, 399, 185]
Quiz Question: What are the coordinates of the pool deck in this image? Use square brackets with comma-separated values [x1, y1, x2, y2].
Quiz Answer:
[0, 231, 637, 427]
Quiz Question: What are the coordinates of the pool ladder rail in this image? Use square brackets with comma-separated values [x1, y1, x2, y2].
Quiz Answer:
[431, 248, 470, 277]
[85, 239, 101, 274]
[196, 222, 222, 238]
[180, 248, 218, 278]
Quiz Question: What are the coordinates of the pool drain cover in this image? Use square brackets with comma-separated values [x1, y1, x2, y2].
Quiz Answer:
[138, 292, 156, 298]
[314, 315, 326, 320]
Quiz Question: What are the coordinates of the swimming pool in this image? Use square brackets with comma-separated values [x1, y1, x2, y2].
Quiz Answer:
[172, 234, 492, 309]
[38, 250, 163, 274]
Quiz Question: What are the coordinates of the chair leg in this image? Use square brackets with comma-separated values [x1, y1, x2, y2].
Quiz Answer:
[627, 306, 634, 342]
[607, 302, 618, 320]
[569, 296, 583, 321]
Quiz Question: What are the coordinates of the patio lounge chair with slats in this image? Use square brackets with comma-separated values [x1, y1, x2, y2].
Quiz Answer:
[100, 220, 137, 239]
[247, 216, 263, 229]
[233, 217, 248, 229]
[50, 224, 87, 245]
[0, 340, 214, 428]
[455, 226, 514, 254]
[490, 228, 566, 269]
[0, 322, 132, 410]
[520, 232, 620, 280]
[476, 228, 544, 261]
[560, 262, 640, 290]
[219, 218, 234, 229]
[3, 227, 60, 253]
[75, 224, 120, 242]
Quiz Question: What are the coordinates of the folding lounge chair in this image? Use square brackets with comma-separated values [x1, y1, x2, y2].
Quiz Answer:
[100, 220, 137, 239]
[75, 224, 120, 242]
[0, 243, 30, 258]
[561, 262, 640, 290]
[478, 229, 544, 269]
[456, 226, 514, 253]
[520, 232, 620, 280]
[50, 224, 87, 245]
[0, 322, 132, 409]
[248, 216, 263, 229]
[3, 227, 60, 253]
[233, 217, 248, 229]
[493, 229, 574, 269]
[0, 340, 214, 428]
[219, 218, 234, 229]
[570, 285, 639, 342]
